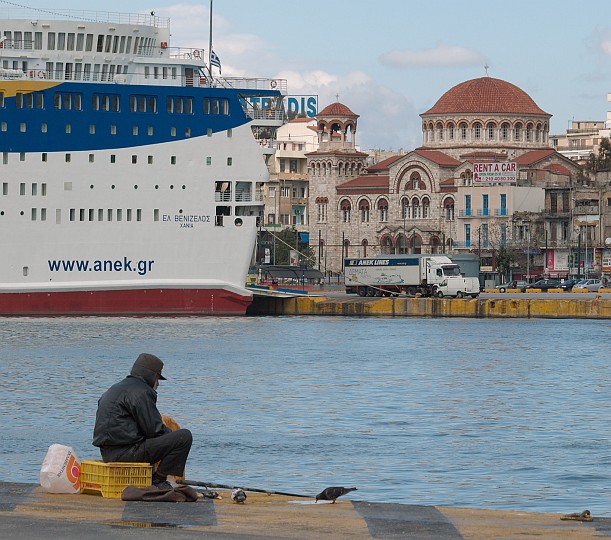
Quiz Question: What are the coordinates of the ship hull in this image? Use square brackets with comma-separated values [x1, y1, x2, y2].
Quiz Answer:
[0, 287, 252, 316]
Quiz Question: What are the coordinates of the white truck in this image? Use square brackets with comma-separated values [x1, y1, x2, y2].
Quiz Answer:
[344, 255, 480, 298]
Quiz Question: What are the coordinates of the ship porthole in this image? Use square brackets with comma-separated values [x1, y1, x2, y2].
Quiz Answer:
[182, 185, 186, 190]
[234, 218, 243, 227]
[134, 185, 138, 189]
[111, 185, 115, 189]
[170, 185, 174, 189]
[155, 185, 159, 189]
[90, 184, 94, 189]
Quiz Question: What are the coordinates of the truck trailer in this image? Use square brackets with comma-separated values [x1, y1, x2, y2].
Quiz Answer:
[344, 255, 480, 298]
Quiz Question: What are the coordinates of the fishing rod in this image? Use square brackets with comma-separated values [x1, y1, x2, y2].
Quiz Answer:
[177, 478, 311, 498]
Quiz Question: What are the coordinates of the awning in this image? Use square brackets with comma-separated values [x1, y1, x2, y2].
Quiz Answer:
[257, 265, 324, 280]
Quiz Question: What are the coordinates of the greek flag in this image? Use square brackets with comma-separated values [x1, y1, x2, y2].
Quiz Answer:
[210, 50, 221, 74]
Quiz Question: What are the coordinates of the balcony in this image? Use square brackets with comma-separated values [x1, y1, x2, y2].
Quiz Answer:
[476, 208, 490, 217]
[494, 208, 508, 217]
[458, 209, 472, 218]
[573, 205, 599, 215]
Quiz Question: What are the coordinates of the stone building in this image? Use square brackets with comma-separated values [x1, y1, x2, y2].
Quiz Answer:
[307, 76, 583, 279]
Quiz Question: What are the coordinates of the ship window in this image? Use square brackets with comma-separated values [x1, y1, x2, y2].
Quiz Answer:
[20, 123, 26, 133]
[185, 127, 191, 137]
[117, 209, 122, 221]
[112, 35, 119, 53]
[2, 153, 7, 164]
[69, 208, 75, 221]
[76, 33, 84, 51]
[55, 209, 61, 224]
[227, 157, 232, 166]
[227, 128, 232, 138]
[65, 124, 71, 134]
[171, 156, 176, 165]
[79, 209, 85, 221]
[83, 64, 91, 81]
[0, 92, 4, 108]
[136, 209, 142, 221]
[171, 67, 177, 79]
[57, 32, 65, 50]
[103, 35, 111, 53]
[23, 266, 28, 276]
[119, 36, 125, 53]
[34, 32, 42, 49]
[154, 66, 159, 79]
[32, 183, 37, 195]
[148, 156, 153, 164]
[65, 154, 70, 162]
[2, 183, 7, 195]
[47, 32, 55, 50]
[154, 209, 159, 221]
[88, 209, 94, 221]
[107, 209, 113, 221]
[67, 33, 75, 51]
[20, 152, 25, 161]
[110, 125, 116, 135]
[36, 93, 43, 108]
[133, 126, 138, 135]
[144, 66, 150, 79]
[41, 208, 46, 221]
[162, 66, 168, 79]
[42, 153, 47, 162]
[64, 181, 72, 191]
[222, 99, 229, 115]
[110, 155, 116, 163]
[206, 157, 211, 165]
[20, 183, 26, 195]
[148, 126, 153, 136]
[85, 34, 93, 51]
[212, 99, 219, 114]
[203, 99, 210, 114]
[207, 128, 212, 137]
[89, 154, 94, 163]
[31, 208, 37, 221]
[170, 126, 177, 136]
[89, 124, 95, 134]
[127, 209, 133, 221]
[1, 122, 6, 131]
[132, 155, 137, 164]
[98, 209, 103, 221]
[41, 183, 47, 196]
[125, 36, 132, 53]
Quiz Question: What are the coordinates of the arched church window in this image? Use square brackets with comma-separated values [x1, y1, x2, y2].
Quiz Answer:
[422, 197, 430, 218]
[436, 122, 443, 141]
[460, 123, 467, 140]
[359, 199, 370, 223]
[412, 198, 421, 219]
[474, 122, 481, 140]
[487, 122, 496, 140]
[340, 199, 351, 223]
[514, 123, 522, 142]
[501, 123, 509, 141]
[377, 199, 388, 222]
[448, 123, 455, 140]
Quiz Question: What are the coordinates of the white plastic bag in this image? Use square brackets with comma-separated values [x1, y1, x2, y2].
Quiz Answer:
[39, 444, 81, 494]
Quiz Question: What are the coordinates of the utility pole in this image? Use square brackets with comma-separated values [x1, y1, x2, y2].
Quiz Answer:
[577, 227, 581, 280]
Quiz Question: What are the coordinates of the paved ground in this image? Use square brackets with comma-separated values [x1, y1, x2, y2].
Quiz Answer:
[2, 482, 611, 539]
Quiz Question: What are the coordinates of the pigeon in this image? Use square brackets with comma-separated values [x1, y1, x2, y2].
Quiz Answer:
[315, 486, 357, 503]
[231, 488, 247, 504]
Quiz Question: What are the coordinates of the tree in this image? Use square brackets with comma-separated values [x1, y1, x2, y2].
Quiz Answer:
[261, 227, 316, 266]
[494, 244, 515, 282]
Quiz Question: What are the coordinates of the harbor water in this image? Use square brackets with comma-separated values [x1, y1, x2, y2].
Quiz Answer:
[1, 316, 610, 515]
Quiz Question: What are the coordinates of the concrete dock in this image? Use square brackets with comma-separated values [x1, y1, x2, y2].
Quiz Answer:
[249, 294, 611, 319]
[2, 482, 610, 539]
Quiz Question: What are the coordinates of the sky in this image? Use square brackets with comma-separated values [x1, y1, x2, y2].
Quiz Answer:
[5, 0, 611, 150]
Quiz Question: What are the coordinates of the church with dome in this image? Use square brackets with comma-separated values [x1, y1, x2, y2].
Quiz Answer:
[306, 75, 582, 279]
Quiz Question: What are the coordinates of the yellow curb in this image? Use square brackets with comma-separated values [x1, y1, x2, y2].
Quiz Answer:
[572, 288, 589, 293]
[525, 288, 541, 293]
[547, 288, 564, 293]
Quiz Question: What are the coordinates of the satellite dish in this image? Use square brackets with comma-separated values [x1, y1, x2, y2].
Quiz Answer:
[605, 237, 611, 246]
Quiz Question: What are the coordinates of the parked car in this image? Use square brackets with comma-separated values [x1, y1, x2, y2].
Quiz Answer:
[523, 279, 561, 292]
[573, 279, 602, 292]
[558, 279, 578, 291]
[495, 280, 527, 293]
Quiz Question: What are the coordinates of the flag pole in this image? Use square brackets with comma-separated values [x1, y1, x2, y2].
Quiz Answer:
[208, 0, 213, 78]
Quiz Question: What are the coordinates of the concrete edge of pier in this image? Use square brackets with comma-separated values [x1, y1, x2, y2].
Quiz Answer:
[1, 481, 610, 539]
[248, 295, 611, 319]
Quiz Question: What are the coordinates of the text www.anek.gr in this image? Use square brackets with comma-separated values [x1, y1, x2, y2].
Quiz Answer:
[48, 257, 155, 276]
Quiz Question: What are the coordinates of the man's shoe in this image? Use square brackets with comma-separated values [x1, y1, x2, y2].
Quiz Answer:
[153, 480, 173, 491]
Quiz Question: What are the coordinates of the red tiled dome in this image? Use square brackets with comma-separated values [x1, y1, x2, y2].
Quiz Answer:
[317, 102, 359, 118]
[422, 77, 548, 116]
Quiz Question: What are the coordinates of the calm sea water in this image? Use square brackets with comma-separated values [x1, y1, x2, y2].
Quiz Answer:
[1, 316, 610, 515]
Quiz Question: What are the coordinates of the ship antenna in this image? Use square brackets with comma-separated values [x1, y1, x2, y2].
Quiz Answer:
[208, 0, 214, 80]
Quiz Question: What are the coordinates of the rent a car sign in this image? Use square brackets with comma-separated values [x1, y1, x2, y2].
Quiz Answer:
[473, 162, 517, 183]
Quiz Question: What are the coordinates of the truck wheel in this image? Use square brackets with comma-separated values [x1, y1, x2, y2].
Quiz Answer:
[499, 287, 506, 293]
[357, 286, 367, 297]
[366, 287, 375, 297]
[436, 290, 444, 298]
[456, 291, 464, 298]
[471, 294, 478, 299]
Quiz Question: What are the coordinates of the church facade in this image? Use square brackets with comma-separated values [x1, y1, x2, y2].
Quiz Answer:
[306, 76, 583, 278]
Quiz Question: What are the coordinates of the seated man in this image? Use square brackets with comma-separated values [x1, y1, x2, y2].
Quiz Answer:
[93, 353, 192, 490]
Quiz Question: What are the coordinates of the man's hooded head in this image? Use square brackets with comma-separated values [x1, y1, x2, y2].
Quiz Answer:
[130, 353, 167, 388]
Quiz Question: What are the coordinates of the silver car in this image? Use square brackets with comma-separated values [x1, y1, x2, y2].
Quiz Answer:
[573, 279, 602, 292]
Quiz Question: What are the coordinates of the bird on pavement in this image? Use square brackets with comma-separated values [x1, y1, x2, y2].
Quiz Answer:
[315, 486, 357, 503]
[231, 488, 247, 503]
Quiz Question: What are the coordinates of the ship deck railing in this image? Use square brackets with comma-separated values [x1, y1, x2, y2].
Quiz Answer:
[0, 8, 168, 28]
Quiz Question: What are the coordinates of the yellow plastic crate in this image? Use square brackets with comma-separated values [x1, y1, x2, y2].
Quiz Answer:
[80, 460, 152, 498]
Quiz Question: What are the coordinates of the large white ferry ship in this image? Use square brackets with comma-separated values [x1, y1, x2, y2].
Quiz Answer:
[0, 6, 286, 315]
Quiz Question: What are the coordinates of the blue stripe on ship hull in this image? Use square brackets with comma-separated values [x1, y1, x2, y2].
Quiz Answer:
[0, 83, 275, 152]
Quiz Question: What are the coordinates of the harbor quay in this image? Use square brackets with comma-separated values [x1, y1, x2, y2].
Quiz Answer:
[248, 292, 611, 319]
[2, 481, 610, 539]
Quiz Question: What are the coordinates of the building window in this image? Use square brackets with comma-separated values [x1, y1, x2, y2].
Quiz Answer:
[378, 199, 388, 222]
[465, 224, 471, 247]
[340, 200, 351, 223]
[359, 200, 370, 223]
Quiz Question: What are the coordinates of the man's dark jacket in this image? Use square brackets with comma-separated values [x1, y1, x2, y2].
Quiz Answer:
[93, 373, 168, 449]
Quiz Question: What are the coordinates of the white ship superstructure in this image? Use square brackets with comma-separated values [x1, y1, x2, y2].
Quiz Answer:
[0, 7, 286, 314]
